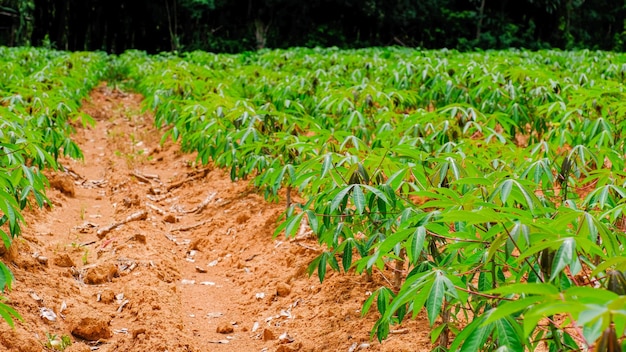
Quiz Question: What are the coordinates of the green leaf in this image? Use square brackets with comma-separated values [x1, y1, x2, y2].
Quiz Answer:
[441, 208, 503, 225]
[460, 320, 494, 352]
[407, 226, 426, 265]
[307, 255, 322, 280]
[0, 262, 13, 292]
[330, 185, 353, 213]
[361, 184, 390, 205]
[550, 238, 575, 281]
[410, 277, 434, 319]
[484, 296, 545, 324]
[565, 286, 618, 302]
[486, 233, 509, 264]
[500, 179, 513, 203]
[0, 299, 22, 328]
[0, 230, 11, 251]
[494, 316, 523, 350]
[431, 323, 447, 344]
[524, 302, 584, 338]
[283, 212, 304, 238]
[318, 253, 328, 282]
[591, 256, 626, 277]
[352, 185, 365, 214]
[426, 270, 446, 326]
[342, 240, 353, 272]
[361, 291, 377, 317]
[376, 228, 412, 259]
[321, 154, 332, 178]
[486, 283, 559, 297]
[0, 194, 20, 237]
[377, 287, 392, 315]
[305, 210, 319, 234]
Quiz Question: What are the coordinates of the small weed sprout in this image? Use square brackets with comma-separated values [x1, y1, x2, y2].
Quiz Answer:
[44, 332, 71, 351]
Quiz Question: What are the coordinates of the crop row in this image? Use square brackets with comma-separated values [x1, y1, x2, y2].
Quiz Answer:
[1, 47, 626, 350]
[119, 47, 626, 351]
[0, 47, 108, 326]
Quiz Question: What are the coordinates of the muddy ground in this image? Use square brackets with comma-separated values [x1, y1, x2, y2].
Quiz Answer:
[0, 85, 431, 352]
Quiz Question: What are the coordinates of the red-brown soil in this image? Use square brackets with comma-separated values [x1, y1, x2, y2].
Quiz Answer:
[0, 85, 431, 351]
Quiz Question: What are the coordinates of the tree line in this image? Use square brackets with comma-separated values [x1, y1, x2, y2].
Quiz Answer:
[0, 0, 625, 53]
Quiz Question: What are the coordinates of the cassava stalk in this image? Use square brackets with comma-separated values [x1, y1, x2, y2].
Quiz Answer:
[393, 248, 406, 291]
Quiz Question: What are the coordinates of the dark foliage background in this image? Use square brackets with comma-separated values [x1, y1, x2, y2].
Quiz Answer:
[0, 0, 625, 53]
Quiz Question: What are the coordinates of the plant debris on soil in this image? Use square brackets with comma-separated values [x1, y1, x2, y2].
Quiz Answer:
[0, 85, 431, 351]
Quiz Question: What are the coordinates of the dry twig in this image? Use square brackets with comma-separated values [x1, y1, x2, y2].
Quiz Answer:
[130, 171, 152, 184]
[182, 192, 217, 214]
[97, 210, 148, 238]
[167, 168, 210, 191]
[146, 202, 166, 215]
[171, 219, 211, 232]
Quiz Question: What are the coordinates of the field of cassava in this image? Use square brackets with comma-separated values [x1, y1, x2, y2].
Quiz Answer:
[2, 47, 626, 351]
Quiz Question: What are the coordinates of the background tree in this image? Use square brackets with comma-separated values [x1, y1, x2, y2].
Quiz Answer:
[0, 0, 624, 52]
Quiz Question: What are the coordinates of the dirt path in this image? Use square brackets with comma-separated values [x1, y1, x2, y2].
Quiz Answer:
[0, 85, 430, 352]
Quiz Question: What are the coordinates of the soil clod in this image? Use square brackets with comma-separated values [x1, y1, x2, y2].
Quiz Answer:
[53, 252, 75, 267]
[263, 328, 276, 341]
[276, 282, 291, 297]
[216, 322, 234, 334]
[70, 314, 112, 341]
[85, 263, 118, 284]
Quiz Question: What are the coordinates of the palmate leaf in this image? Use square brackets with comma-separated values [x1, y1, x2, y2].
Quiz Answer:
[492, 179, 541, 211]
[380, 269, 434, 316]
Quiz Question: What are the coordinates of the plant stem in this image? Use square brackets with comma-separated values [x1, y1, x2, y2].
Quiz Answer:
[549, 319, 563, 351]
[393, 248, 406, 291]
[286, 185, 292, 208]
[439, 300, 450, 349]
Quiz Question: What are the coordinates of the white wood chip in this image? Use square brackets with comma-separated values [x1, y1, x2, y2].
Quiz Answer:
[40, 307, 57, 321]
[207, 340, 229, 344]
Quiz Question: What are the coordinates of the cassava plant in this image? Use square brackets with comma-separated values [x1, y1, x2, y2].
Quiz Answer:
[117, 47, 626, 351]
